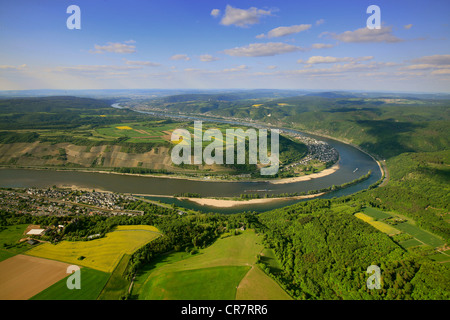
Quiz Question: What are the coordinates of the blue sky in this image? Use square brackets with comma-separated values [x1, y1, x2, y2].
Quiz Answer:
[1, 0, 449, 92]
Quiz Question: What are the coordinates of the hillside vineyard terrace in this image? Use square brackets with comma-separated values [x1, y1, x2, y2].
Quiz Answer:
[171, 121, 279, 175]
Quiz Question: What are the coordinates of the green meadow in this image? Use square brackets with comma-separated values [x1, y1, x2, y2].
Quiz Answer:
[395, 222, 445, 248]
[132, 230, 291, 300]
[29, 267, 110, 300]
[0, 224, 33, 260]
[399, 238, 423, 248]
[145, 265, 251, 300]
[260, 248, 283, 273]
[97, 254, 132, 300]
[363, 207, 392, 220]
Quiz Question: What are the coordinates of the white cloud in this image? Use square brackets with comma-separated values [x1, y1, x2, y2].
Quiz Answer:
[267, 65, 278, 69]
[170, 54, 191, 61]
[298, 56, 374, 64]
[310, 43, 334, 49]
[315, 19, 325, 26]
[289, 62, 379, 76]
[211, 9, 220, 17]
[180, 65, 249, 75]
[326, 26, 403, 43]
[199, 54, 220, 62]
[53, 65, 142, 73]
[404, 24, 413, 30]
[411, 54, 450, 65]
[431, 69, 450, 75]
[220, 5, 273, 27]
[124, 59, 160, 67]
[404, 64, 438, 70]
[401, 55, 450, 76]
[223, 42, 305, 57]
[257, 24, 311, 38]
[51, 65, 143, 78]
[222, 65, 248, 72]
[0, 64, 27, 70]
[90, 41, 136, 54]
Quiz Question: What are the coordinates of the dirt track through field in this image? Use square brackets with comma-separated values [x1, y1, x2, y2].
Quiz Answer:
[0, 254, 72, 300]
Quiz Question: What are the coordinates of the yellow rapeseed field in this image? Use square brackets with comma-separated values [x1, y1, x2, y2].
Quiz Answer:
[355, 212, 400, 235]
[116, 126, 133, 130]
[25, 225, 161, 273]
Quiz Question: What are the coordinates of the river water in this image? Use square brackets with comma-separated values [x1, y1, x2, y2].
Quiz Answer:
[0, 106, 381, 213]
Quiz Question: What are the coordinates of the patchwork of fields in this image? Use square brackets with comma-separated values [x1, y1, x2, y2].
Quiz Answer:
[29, 267, 110, 300]
[355, 207, 449, 265]
[0, 224, 161, 300]
[95, 121, 175, 144]
[132, 230, 292, 300]
[26, 225, 161, 273]
[0, 220, 292, 300]
[354, 212, 401, 236]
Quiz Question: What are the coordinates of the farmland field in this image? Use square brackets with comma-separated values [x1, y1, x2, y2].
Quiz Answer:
[259, 248, 283, 273]
[360, 207, 445, 248]
[354, 212, 401, 236]
[399, 238, 423, 248]
[395, 222, 445, 248]
[133, 230, 291, 300]
[0, 224, 34, 260]
[363, 207, 392, 220]
[97, 254, 132, 300]
[144, 265, 251, 300]
[0, 254, 72, 300]
[29, 267, 110, 300]
[95, 121, 177, 144]
[26, 225, 161, 272]
[428, 252, 450, 265]
[236, 266, 292, 300]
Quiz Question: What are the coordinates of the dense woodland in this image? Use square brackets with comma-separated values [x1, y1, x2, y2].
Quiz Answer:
[257, 199, 449, 299]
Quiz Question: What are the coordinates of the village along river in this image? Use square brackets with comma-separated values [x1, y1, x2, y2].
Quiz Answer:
[0, 105, 382, 213]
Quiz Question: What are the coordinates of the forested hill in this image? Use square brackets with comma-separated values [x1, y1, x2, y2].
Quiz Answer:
[0, 96, 113, 113]
[257, 198, 450, 300]
[0, 96, 136, 130]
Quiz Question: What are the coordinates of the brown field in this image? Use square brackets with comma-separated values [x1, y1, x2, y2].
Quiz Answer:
[0, 254, 72, 300]
[236, 266, 292, 300]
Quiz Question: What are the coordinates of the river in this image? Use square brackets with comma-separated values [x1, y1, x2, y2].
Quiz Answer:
[0, 105, 382, 213]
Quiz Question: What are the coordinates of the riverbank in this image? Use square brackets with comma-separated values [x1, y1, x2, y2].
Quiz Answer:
[268, 162, 339, 185]
[44, 183, 326, 208]
[294, 129, 386, 183]
[0, 162, 339, 185]
[177, 193, 326, 208]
